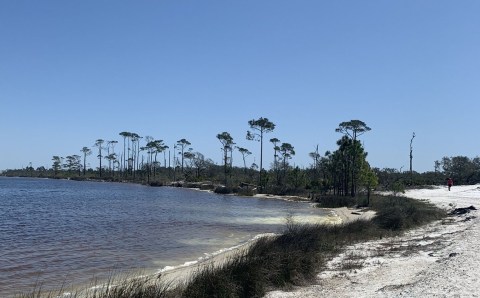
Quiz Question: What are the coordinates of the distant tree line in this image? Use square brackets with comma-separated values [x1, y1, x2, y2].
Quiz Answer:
[374, 155, 480, 191]
[4, 117, 479, 201]
[2, 118, 380, 197]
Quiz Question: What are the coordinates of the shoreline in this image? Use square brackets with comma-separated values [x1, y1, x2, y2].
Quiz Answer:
[141, 203, 377, 288]
[59, 186, 340, 296]
[157, 233, 276, 286]
[3, 176, 378, 296]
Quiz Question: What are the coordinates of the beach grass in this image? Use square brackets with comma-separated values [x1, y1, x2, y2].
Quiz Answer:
[180, 194, 445, 297]
[17, 194, 446, 298]
[17, 273, 174, 298]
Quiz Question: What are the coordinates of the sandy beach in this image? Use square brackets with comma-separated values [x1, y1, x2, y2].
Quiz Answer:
[266, 184, 480, 297]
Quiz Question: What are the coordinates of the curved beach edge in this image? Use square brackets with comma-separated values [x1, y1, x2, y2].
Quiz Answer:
[156, 204, 376, 287]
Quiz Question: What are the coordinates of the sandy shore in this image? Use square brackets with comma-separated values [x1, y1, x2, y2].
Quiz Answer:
[158, 233, 272, 286]
[157, 197, 376, 287]
[266, 185, 480, 297]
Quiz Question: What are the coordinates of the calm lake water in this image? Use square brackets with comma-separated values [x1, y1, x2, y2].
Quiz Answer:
[0, 177, 327, 296]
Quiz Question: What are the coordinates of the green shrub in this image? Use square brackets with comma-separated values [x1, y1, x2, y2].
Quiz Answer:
[314, 195, 356, 208]
[373, 207, 405, 230]
[392, 181, 405, 196]
[370, 195, 445, 230]
[214, 186, 232, 194]
[237, 187, 255, 196]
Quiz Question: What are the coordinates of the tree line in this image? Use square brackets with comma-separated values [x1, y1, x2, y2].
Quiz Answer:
[6, 117, 478, 198]
[375, 155, 480, 191]
[4, 118, 383, 198]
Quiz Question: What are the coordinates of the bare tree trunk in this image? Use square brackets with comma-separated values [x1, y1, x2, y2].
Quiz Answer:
[410, 132, 415, 184]
[259, 131, 263, 191]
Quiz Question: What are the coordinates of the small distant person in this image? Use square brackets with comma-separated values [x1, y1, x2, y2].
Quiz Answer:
[447, 178, 453, 191]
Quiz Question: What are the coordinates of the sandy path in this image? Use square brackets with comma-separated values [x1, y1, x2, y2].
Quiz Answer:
[266, 185, 480, 297]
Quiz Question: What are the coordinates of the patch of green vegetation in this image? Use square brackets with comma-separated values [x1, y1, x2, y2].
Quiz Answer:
[314, 195, 357, 208]
[371, 195, 444, 231]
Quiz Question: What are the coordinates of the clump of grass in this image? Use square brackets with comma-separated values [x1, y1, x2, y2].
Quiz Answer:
[182, 220, 388, 297]
[340, 259, 365, 271]
[182, 225, 329, 298]
[181, 254, 265, 298]
[86, 276, 172, 298]
[371, 195, 445, 231]
[340, 252, 366, 271]
[17, 273, 174, 298]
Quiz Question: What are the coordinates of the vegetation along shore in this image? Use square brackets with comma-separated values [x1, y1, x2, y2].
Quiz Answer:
[16, 190, 448, 298]
[4, 118, 480, 194]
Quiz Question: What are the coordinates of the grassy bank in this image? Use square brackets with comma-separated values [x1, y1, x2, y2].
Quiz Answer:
[18, 194, 446, 298]
[182, 194, 445, 297]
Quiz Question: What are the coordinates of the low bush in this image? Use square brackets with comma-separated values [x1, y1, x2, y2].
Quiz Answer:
[371, 195, 445, 230]
[314, 195, 357, 208]
[237, 187, 255, 196]
[213, 186, 232, 194]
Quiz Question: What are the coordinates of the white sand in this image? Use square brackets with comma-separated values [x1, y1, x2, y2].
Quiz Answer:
[266, 184, 480, 297]
[253, 193, 377, 224]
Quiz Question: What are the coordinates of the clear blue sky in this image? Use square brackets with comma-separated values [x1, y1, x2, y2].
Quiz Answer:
[1, 1, 479, 173]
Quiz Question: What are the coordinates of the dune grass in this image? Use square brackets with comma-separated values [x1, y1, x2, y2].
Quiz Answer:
[180, 194, 445, 297]
[17, 275, 175, 298]
[179, 194, 445, 297]
[17, 194, 446, 298]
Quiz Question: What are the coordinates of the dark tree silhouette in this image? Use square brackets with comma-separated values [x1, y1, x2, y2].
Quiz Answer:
[176, 138, 192, 173]
[247, 117, 275, 190]
[236, 147, 252, 173]
[94, 139, 105, 177]
[336, 120, 371, 196]
[410, 132, 415, 182]
[81, 147, 92, 176]
[217, 132, 234, 185]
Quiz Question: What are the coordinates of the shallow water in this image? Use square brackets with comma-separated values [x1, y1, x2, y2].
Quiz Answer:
[0, 177, 327, 296]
